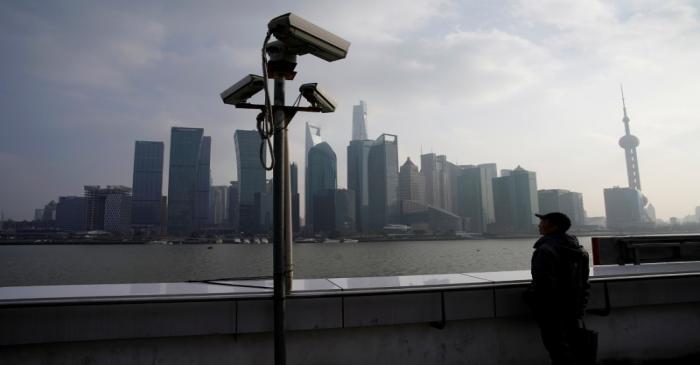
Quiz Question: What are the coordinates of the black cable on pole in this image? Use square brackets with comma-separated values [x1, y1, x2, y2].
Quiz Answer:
[259, 31, 275, 171]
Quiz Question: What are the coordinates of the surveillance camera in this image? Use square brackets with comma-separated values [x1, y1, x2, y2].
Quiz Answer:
[299, 83, 336, 113]
[268, 13, 350, 62]
[220, 74, 265, 105]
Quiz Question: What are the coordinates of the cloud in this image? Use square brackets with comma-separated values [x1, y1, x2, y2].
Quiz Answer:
[2, 1, 700, 221]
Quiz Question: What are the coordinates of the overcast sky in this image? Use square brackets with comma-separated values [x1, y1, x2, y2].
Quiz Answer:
[1, 0, 699, 221]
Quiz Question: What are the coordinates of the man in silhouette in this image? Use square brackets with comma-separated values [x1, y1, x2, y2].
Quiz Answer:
[526, 212, 590, 365]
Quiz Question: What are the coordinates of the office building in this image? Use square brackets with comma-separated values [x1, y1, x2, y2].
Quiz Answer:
[399, 200, 462, 234]
[85, 185, 132, 234]
[455, 163, 497, 233]
[347, 139, 373, 233]
[352, 100, 368, 141]
[398, 157, 425, 204]
[291, 162, 300, 233]
[131, 141, 164, 230]
[235, 130, 267, 234]
[493, 166, 539, 233]
[313, 189, 356, 236]
[538, 189, 586, 227]
[227, 181, 239, 231]
[56, 196, 86, 232]
[167, 128, 210, 235]
[368, 134, 399, 232]
[209, 186, 228, 226]
[421, 153, 440, 207]
[305, 123, 323, 231]
[307, 142, 337, 231]
[604, 186, 645, 229]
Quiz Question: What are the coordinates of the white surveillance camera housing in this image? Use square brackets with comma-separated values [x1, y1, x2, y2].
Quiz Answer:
[299, 83, 336, 113]
[220, 74, 265, 105]
[268, 13, 350, 62]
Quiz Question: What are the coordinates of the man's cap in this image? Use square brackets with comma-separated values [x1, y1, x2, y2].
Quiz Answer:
[535, 212, 572, 232]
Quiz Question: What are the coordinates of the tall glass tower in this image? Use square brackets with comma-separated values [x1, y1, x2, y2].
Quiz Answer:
[235, 130, 266, 233]
[352, 100, 368, 141]
[307, 142, 337, 231]
[167, 127, 210, 236]
[305, 123, 323, 230]
[368, 134, 399, 232]
[132, 141, 164, 227]
[347, 139, 373, 233]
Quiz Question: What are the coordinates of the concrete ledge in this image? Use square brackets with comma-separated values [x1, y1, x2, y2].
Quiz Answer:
[2, 264, 700, 364]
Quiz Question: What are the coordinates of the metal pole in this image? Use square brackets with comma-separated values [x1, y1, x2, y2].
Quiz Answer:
[272, 77, 287, 365]
[283, 109, 293, 292]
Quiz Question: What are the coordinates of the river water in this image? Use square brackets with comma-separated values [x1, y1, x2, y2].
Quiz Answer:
[0, 237, 592, 287]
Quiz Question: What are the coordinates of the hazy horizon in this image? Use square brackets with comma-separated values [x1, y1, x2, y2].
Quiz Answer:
[2, 1, 700, 221]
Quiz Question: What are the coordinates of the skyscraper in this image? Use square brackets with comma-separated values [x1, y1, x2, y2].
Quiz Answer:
[209, 186, 229, 226]
[368, 134, 399, 232]
[56, 196, 86, 232]
[618, 86, 642, 191]
[313, 189, 356, 236]
[84, 185, 131, 234]
[305, 122, 323, 230]
[85, 185, 106, 231]
[131, 141, 164, 229]
[604, 186, 645, 229]
[235, 130, 267, 234]
[352, 100, 368, 141]
[455, 163, 497, 233]
[347, 139, 373, 233]
[307, 142, 337, 231]
[538, 189, 586, 227]
[437, 155, 458, 213]
[493, 166, 539, 233]
[398, 157, 425, 203]
[103, 187, 132, 234]
[194, 136, 211, 229]
[227, 181, 240, 231]
[291, 162, 301, 233]
[167, 127, 210, 236]
[421, 153, 440, 207]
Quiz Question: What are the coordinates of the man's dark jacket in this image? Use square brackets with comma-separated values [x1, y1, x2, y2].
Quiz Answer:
[527, 233, 590, 318]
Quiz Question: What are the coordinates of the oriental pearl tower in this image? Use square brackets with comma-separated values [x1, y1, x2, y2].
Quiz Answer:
[619, 86, 642, 191]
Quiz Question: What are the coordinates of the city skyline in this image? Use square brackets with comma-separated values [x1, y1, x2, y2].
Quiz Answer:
[2, 1, 700, 221]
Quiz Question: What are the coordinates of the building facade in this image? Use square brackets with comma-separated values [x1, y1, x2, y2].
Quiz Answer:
[291, 162, 301, 233]
[84, 185, 131, 234]
[493, 166, 539, 233]
[167, 127, 210, 236]
[305, 123, 323, 232]
[347, 139, 373, 234]
[131, 141, 164, 230]
[227, 181, 239, 231]
[307, 142, 337, 232]
[352, 100, 368, 141]
[538, 189, 586, 227]
[455, 164, 497, 233]
[235, 130, 266, 234]
[398, 157, 425, 204]
[209, 186, 229, 227]
[56, 196, 86, 232]
[368, 134, 399, 232]
[313, 189, 356, 236]
[604, 186, 645, 230]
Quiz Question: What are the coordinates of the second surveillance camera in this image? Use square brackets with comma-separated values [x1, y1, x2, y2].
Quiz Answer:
[268, 13, 350, 62]
[299, 83, 336, 113]
[220, 74, 265, 105]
